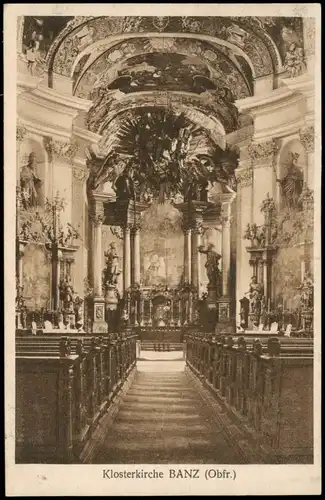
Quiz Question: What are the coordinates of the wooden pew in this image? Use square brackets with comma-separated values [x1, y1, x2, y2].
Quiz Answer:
[16, 333, 137, 463]
[185, 332, 313, 463]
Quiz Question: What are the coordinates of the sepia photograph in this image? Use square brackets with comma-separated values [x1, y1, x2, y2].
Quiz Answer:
[5, 3, 321, 496]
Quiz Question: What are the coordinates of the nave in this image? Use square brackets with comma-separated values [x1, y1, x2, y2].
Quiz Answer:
[88, 358, 246, 465]
[16, 332, 313, 466]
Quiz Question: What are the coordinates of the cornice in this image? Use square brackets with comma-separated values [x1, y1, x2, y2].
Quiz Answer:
[17, 74, 43, 95]
[253, 117, 305, 143]
[32, 85, 93, 113]
[17, 118, 71, 143]
[72, 125, 102, 145]
[236, 87, 303, 117]
[279, 73, 315, 96]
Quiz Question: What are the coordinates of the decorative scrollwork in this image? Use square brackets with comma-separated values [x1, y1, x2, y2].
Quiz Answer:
[299, 126, 315, 154]
[72, 167, 88, 182]
[16, 124, 28, 143]
[44, 137, 78, 164]
[248, 139, 279, 165]
[90, 205, 105, 227]
[235, 167, 253, 187]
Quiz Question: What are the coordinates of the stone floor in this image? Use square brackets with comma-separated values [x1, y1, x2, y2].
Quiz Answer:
[91, 352, 247, 464]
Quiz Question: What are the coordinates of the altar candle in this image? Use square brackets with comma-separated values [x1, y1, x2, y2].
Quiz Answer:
[268, 298, 271, 312]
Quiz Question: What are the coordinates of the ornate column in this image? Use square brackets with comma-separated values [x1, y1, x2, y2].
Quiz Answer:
[44, 137, 78, 226]
[90, 199, 107, 334]
[235, 162, 253, 305]
[123, 224, 131, 292]
[133, 224, 141, 286]
[215, 194, 236, 334]
[221, 201, 234, 297]
[183, 226, 192, 284]
[191, 213, 204, 295]
[300, 125, 315, 189]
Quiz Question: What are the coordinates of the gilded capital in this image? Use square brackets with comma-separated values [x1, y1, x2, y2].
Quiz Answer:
[299, 126, 315, 153]
[248, 139, 279, 165]
[44, 137, 78, 164]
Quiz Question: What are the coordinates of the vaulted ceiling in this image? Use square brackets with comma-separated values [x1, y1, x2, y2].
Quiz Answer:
[21, 15, 305, 154]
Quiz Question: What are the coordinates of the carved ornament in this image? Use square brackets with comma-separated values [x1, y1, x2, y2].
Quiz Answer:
[299, 126, 315, 153]
[16, 124, 28, 143]
[235, 167, 253, 187]
[89, 204, 105, 226]
[44, 137, 78, 164]
[72, 167, 88, 182]
[248, 139, 279, 165]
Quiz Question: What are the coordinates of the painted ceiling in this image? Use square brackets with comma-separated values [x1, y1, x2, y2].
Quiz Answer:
[20, 15, 306, 162]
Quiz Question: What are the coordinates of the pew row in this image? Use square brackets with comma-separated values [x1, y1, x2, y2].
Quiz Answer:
[185, 333, 313, 464]
[16, 333, 137, 463]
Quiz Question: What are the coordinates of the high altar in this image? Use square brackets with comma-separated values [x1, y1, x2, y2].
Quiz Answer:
[15, 15, 315, 339]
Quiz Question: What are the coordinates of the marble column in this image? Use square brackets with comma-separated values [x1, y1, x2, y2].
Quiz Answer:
[235, 160, 253, 308]
[92, 208, 104, 296]
[191, 219, 203, 295]
[123, 224, 131, 292]
[183, 226, 192, 284]
[133, 225, 141, 286]
[90, 201, 107, 334]
[221, 203, 233, 297]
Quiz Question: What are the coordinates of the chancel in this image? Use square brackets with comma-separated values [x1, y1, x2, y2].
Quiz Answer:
[15, 15, 315, 466]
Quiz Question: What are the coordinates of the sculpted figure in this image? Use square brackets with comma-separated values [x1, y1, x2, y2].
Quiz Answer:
[59, 276, 75, 312]
[104, 242, 121, 286]
[198, 243, 221, 288]
[247, 276, 264, 315]
[20, 152, 42, 209]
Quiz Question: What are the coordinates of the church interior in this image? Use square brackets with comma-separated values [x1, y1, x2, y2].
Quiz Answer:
[15, 15, 315, 465]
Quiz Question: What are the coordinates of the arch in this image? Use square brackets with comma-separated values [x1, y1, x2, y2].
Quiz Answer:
[73, 36, 253, 100]
[45, 16, 282, 87]
[96, 98, 226, 151]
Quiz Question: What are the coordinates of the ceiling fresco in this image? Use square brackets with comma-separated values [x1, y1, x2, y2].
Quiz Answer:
[50, 16, 276, 80]
[74, 37, 252, 101]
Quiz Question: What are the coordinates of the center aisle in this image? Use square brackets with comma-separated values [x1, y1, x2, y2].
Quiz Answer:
[91, 356, 246, 464]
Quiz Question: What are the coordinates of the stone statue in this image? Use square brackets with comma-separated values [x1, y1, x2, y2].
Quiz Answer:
[299, 272, 313, 310]
[20, 152, 42, 209]
[198, 243, 221, 288]
[103, 242, 121, 286]
[114, 165, 135, 201]
[247, 276, 264, 315]
[59, 276, 75, 312]
[277, 152, 304, 209]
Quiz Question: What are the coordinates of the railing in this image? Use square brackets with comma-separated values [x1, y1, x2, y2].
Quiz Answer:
[16, 332, 137, 463]
[185, 332, 313, 463]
